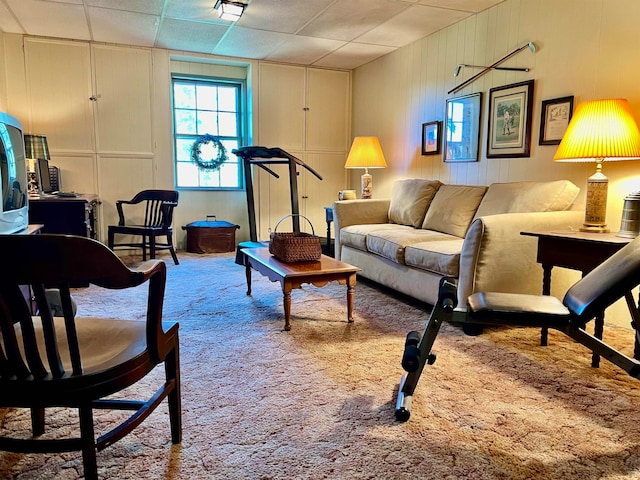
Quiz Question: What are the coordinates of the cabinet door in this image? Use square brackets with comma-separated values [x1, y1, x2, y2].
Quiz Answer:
[92, 45, 153, 155]
[24, 38, 94, 153]
[258, 63, 305, 150]
[306, 68, 350, 152]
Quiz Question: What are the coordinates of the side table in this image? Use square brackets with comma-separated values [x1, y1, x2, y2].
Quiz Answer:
[522, 230, 637, 367]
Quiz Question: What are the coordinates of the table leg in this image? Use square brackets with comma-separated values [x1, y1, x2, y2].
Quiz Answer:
[245, 262, 252, 296]
[283, 285, 292, 331]
[346, 273, 356, 323]
[540, 264, 553, 346]
[592, 312, 604, 368]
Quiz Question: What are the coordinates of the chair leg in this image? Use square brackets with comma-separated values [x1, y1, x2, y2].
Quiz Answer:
[165, 343, 182, 444]
[79, 405, 99, 480]
[142, 235, 148, 261]
[107, 229, 115, 250]
[149, 234, 156, 260]
[30, 407, 45, 436]
[167, 234, 179, 265]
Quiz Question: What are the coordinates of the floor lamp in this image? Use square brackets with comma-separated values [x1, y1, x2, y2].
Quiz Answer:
[344, 137, 387, 199]
[553, 98, 640, 233]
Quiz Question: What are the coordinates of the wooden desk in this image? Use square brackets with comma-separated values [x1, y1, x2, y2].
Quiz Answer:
[521, 230, 635, 367]
[29, 194, 100, 239]
[243, 247, 360, 331]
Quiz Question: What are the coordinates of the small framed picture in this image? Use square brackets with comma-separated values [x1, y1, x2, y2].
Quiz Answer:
[444, 92, 482, 162]
[487, 80, 534, 158]
[421, 121, 441, 155]
[539, 96, 574, 145]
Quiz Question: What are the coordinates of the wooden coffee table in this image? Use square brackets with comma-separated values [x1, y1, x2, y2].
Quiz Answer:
[243, 247, 360, 330]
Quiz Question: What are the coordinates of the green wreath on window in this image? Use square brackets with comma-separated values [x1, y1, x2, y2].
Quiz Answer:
[190, 134, 228, 170]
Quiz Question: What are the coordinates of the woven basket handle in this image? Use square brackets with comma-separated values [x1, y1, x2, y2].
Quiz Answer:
[272, 214, 315, 235]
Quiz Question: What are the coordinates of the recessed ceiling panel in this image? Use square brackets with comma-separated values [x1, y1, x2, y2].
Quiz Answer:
[0, 2, 24, 34]
[357, 4, 471, 47]
[89, 8, 159, 47]
[164, 0, 223, 23]
[418, 0, 505, 13]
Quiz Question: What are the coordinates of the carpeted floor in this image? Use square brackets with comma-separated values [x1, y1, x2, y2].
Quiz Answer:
[2, 252, 640, 479]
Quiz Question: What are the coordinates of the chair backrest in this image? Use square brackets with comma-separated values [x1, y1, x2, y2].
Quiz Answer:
[0, 234, 159, 381]
[564, 235, 640, 322]
[119, 190, 179, 228]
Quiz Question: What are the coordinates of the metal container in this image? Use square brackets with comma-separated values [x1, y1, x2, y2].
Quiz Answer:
[617, 191, 640, 238]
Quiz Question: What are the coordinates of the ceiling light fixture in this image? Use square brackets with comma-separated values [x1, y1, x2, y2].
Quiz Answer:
[214, 0, 246, 22]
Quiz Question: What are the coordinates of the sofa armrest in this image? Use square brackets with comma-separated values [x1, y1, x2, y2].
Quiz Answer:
[332, 199, 390, 260]
[457, 210, 584, 307]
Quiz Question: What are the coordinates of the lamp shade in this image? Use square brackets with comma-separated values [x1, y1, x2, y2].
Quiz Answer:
[24, 134, 50, 160]
[344, 137, 387, 169]
[553, 98, 640, 162]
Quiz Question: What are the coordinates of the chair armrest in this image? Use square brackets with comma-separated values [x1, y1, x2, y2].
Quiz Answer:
[457, 210, 583, 307]
[332, 199, 390, 259]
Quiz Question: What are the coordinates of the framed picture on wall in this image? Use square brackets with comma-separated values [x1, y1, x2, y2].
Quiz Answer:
[487, 79, 534, 158]
[444, 92, 482, 162]
[421, 121, 441, 155]
[539, 95, 574, 145]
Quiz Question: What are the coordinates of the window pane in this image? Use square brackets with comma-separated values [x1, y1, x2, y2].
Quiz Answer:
[175, 109, 197, 135]
[173, 83, 195, 109]
[218, 86, 237, 112]
[196, 85, 218, 111]
[218, 112, 237, 137]
[197, 111, 218, 135]
[219, 162, 239, 187]
[175, 138, 192, 161]
[176, 162, 199, 187]
[199, 168, 220, 188]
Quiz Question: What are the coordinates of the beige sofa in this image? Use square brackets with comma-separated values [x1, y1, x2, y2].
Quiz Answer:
[333, 179, 584, 310]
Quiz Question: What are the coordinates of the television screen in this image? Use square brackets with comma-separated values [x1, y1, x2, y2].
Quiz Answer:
[37, 157, 54, 193]
[0, 112, 28, 234]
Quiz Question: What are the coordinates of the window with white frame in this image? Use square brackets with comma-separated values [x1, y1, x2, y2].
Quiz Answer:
[172, 76, 245, 189]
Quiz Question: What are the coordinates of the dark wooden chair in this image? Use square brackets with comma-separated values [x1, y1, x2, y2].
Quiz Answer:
[108, 189, 180, 265]
[0, 234, 181, 479]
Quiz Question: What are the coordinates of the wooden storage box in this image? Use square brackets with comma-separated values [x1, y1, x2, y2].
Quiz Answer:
[182, 220, 239, 253]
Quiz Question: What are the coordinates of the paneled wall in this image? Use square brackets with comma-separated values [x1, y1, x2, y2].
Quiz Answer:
[352, 0, 640, 232]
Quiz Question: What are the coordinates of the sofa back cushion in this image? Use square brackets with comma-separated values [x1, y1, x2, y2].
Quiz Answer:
[388, 179, 442, 228]
[473, 180, 579, 219]
[421, 184, 487, 237]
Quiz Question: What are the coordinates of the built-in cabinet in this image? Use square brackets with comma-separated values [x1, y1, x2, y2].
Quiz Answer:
[21, 38, 154, 241]
[256, 63, 350, 240]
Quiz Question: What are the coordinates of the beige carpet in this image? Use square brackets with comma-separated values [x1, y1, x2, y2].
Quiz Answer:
[2, 252, 640, 479]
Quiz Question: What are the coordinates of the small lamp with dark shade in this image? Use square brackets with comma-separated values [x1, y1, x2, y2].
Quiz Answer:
[553, 98, 640, 233]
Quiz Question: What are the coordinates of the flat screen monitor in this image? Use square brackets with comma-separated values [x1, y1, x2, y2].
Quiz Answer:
[37, 157, 54, 193]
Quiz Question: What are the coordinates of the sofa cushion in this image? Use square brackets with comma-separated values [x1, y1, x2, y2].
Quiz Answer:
[404, 238, 464, 276]
[473, 180, 579, 219]
[367, 228, 454, 264]
[388, 179, 442, 228]
[340, 223, 402, 253]
[422, 185, 487, 237]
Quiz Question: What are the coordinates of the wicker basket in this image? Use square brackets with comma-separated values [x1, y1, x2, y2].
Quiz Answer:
[269, 214, 322, 263]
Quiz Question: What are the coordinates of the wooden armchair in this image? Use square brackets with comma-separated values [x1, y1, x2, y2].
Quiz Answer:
[0, 234, 181, 479]
[108, 189, 180, 265]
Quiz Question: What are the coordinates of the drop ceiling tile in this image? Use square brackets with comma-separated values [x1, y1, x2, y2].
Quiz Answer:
[357, 4, 471, 47]
[237, 0, 334, 34]
[86, 0, 165, 15]
[265, 35, 346, 65]
[156, 18, 229, 54]
[299, 0, 409, 42]
[164, 0, 224, 23]
[213, 26, 290, 60]
[6, 0, 90, 40]
[0, 2, 24, 34]
[88, 7, 159, 47]
[417, 0, 505, 13]
[313, 42, 397, 70]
